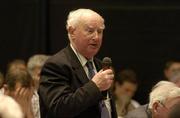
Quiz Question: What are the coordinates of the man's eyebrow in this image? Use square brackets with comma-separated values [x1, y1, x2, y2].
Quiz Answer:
[85, 25, 104, 30]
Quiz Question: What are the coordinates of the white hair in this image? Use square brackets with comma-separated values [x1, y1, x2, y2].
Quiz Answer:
[0, 94, 23, 118]
[27, 54, 50, 77]
[148, 81, 180, 109]
[66, 8, 105, 41]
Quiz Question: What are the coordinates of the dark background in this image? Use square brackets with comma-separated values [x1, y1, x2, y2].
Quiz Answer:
[1, 0, 180, 104]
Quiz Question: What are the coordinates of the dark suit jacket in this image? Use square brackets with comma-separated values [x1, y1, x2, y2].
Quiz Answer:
[38, 45, 117, 118]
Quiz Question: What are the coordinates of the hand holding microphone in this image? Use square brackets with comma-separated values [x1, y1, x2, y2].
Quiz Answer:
[92, 57, 114, 92]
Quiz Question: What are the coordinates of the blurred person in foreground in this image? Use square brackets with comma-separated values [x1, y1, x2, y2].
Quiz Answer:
[2, 68, 34, 118]
[0, 94, 23, 118]
[113, 69, 140, 118]
[125, 81, 180, 118]
[38, 8, 117, 118]
[2, 59, 40, 118]
[7, 59, 26, 71]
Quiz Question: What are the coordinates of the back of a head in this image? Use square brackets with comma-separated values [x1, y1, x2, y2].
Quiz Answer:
[0, 94, 23, 118]
[5, 68, 33, 91]
[7, 59, 26, 72]
[27, 54, 50, 77]
[149, 81, 180, 109]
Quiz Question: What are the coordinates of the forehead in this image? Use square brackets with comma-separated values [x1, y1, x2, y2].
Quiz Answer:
[121, 81, 137, 89]
[79, 13, 104, 29]
[165, 96, 180, 108]
[169, 63, 180, 69]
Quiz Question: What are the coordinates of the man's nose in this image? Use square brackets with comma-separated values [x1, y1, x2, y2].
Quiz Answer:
[93, 31, 99, 40]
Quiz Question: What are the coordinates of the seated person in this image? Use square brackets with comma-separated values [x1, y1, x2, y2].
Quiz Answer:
[125, 81, 180, 118]
[27, 54, 50, 90]
[2, 59, 40, 118]
[113, 69, 140, 117]
[1, 68, 34, 118]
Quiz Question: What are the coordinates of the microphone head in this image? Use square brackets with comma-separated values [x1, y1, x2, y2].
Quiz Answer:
[102, 57, 112, 70]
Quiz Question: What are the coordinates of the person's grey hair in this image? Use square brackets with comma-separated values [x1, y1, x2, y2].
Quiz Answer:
[148, 81, 180, 109]
[66, 8, 105, 41]
[27, 54, 50, 77]
[0, 94, 23, 118]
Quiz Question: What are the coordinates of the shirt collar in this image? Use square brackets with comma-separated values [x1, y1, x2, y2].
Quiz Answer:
[70, 44, 93, 67]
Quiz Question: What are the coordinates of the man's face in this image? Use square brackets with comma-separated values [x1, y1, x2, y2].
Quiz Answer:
[153, 97, 180, 118]
[70, 13, 104, 59]
[115, 81, 137, 99]
[165, 62, 180, 80]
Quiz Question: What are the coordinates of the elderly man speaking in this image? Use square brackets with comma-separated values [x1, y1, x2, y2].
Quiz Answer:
[38, 8, 117, 118]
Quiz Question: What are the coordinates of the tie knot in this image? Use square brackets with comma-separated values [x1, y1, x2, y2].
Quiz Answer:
[86, 61, 94, 70]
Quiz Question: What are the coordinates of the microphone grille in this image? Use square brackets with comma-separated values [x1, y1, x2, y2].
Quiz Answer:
[102, 57, 112, 64]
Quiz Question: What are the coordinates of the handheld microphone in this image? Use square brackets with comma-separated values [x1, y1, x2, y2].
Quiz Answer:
[102, 57, 112, 99]
[102, 57, 112, 70]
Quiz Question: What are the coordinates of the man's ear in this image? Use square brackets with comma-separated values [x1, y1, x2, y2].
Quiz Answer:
[152, 101, 160, 113]
[68, 26, 76, 40]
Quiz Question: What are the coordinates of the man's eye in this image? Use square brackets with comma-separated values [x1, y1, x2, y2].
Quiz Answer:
[97, 30, 103, 34]
[87, 29, 94, 33]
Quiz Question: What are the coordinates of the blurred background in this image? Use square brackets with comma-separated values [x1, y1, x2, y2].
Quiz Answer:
[1, 0, 180, 104]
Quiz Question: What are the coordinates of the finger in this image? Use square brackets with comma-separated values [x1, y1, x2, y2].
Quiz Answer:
[14, 87, 22, 98]
[102, 69, 113, 74]
[104, 73, 114, 79]
[19, 88, 27, 97]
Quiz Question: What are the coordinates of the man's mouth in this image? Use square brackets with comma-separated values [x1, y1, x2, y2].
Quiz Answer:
[90, 44, 98, 48]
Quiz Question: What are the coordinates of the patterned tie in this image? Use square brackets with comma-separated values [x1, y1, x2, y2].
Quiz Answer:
[86, 61, 95, 79]
[86, 61, 110, 118]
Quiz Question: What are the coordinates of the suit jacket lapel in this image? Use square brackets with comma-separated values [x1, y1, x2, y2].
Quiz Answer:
[65, 45, 89, 84]
[94, 58, 102, 72]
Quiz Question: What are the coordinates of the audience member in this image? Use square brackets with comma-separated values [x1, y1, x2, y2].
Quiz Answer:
[27, 54, 50, 90]
[3, 68, 34, 118]
[7, 59, 26, 71]
[125, 81, 180, 118]
[114, 69, 140, 117]
[164, 60, 180, 80]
